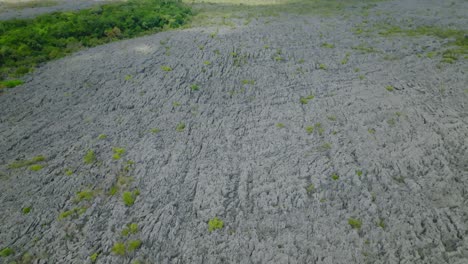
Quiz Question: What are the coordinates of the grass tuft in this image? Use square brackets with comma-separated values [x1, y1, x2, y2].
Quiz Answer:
[84, 150, 96, 164]
[0, 247, 13, 257]
[348, 218, 362, 229]
[176, 122, 186, 132]
[0, 79, 24, 89]
[112, 242, 126, 256]
[208, 217, 224, 232]
[128, 240, 142, 252]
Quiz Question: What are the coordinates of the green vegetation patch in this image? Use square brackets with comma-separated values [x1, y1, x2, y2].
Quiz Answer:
[22, 206, 32, 214]
[112, 147, 126, 160]
[379, 26, 467, 62]
[0, 79, 23, 89]
[75, 189, 95, 202]
[29, 164, 44, 171]
[128, 240, 142, 252]
[122, 223, 139, 236]
[58, 206, 87, 220]
[83, 150, 96, 164]
[112, 242, 126, 256]
[90, 252, 99, 262]
[176, 122, 186, 132]
[0, 247, 13, 257]
[0, 0, 191, 79]
[8, 155, 45, 169]
[208, 217, 224, 232]
[122, 189, 140, 206]
[348, 218, 362, 229]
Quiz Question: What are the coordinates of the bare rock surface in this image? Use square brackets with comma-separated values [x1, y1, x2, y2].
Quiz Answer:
[0, 0, 467, 263]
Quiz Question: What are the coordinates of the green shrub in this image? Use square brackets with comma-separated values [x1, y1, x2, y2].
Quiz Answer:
[113, 147, 126, 160]
[321, 42, 335, 48]
[58, 207, 87, 220]
[84, 150, 96, 164]
[75, 189, 94, 202]
[241, 79, 255, 85]
[8, 155, 45, 169]
[161, 66, 173, 72]
[331, 173, 339, 181]
[122, 190, 139, 206]
[176, 122, 186, 132]
[208, 217, 224, 232]
[90, 252, 99, 262]
[190, 84, 199, 91]
[122, 223, 139, 236]
[112, 242, 126, 256]
[29, 164, 44, 171]
[22, 206, 32, 214]
[98, 134, 107, 140]
[305, 126, 314, 134]
[0, 247, 13, 257]
[348, 218, 362, 229]
[385, 85, 394, 92]
[0, 79, 24, 89]
[128, 240, 142, 251]
[276, 123, 285, 128]
[0, 0, 191, 79]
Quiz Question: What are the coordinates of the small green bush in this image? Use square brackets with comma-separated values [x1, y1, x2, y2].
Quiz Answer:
[65, 168, 73, 176]
[75, 190, 94, 202]
[98, 134, 107, 140]
[241, 79, 255, 85]
[113, 147, 126, 160]
[58, 207, 87, 220]
[306, 184, 315, 194]
[8, 155, 45, 169]
[0, 247, 13, 257]
[190, 84, 199, 91]
[0, 79, 24, 89]
[161, 66, 173, 72]
[176, 122, 186, 132]
[305, 126, 314, 134]
[128, 240, 142, 251]
[90, 252, 99, 262]
[331, 173, 339, 181]
[112, 242, 126, 256]
[22, 206, 32, 214]
[84, 150, 96, 164]
[122, 190, 139, 206]
[276, 123, 285, 128]
[348, 218, 362, 229]
[386, 85, 394, 92]
[208, 217, 224, 232]
[122, 223, 139, 236]
[29, 164, 44, 171]
[321, 42, 335, 48]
